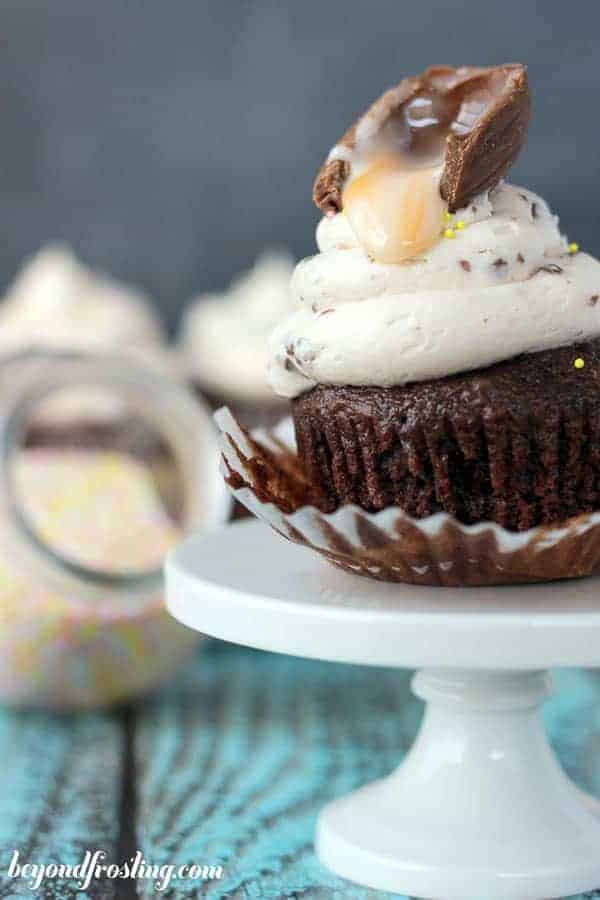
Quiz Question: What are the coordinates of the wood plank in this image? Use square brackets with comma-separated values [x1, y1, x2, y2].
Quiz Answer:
[0, 708, 124, 900]
[547, 669, 600, 799]
[135, 645, 600, 899]
[134, 640, 419, 899]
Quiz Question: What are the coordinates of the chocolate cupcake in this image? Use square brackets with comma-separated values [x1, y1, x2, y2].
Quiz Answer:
[267, 64, 600, 533]
[292, 341, 600, 531]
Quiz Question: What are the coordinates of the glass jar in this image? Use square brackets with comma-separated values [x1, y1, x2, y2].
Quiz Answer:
[0, 349, 231, 708]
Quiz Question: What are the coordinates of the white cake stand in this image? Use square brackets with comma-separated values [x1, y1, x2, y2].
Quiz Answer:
[166, 519, 600, 900]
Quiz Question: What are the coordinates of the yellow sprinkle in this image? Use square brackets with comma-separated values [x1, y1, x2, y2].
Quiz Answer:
[568, 242, 579, 254]
[574, 357, 585, 369]
[444, 211, 453, 221]
[456, 220, 466, 230]
[444, 228, 455, 239]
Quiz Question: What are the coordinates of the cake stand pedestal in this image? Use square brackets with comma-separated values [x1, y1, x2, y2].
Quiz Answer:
[166, 519, 600, 900]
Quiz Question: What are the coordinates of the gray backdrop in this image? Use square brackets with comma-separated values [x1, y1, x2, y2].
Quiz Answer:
[0, 0, 598, 328]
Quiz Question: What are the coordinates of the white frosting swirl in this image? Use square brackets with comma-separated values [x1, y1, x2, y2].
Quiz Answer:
[181, 250, 294, 404]
[0, 244, 165, 354]
[267, 183, 600, 397]
[0, 245, 177, 425]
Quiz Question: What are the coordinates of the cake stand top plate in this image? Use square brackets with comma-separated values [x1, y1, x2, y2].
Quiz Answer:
[166, 519, 600, 670]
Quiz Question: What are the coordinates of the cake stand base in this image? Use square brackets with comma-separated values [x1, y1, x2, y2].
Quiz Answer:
[166, 522, 600, 900]
[317, 668, 600, 900]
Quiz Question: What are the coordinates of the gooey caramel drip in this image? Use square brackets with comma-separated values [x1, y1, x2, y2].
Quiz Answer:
[342, 94, 454, 263]
[343, 154, 446, 263]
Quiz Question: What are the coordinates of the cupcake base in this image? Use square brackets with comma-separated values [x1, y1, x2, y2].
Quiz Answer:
[292, 341, 600, 531]
[216, 407, 600, 586]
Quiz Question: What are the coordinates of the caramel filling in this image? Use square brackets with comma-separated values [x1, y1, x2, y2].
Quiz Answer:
[343, 154, 446, 263]
[341, 93, 454, 263]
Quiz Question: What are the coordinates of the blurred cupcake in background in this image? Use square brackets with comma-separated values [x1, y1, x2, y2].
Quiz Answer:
[0, 242, 165, 356]
[0, 249, 232, 708]
[179, 250, 294, 426]
[0, 243, 179, 456]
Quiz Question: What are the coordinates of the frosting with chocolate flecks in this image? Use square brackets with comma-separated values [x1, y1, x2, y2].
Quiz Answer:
[267, 183, 600, 397]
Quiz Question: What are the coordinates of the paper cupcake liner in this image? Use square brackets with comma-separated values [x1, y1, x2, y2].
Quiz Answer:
[215, 407, 600, 587]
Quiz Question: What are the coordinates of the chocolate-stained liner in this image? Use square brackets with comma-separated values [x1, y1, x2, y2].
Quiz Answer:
[215, 408, 600, 587]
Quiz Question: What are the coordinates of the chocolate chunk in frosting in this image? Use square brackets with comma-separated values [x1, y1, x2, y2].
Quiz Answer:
[313, 63, 530, 215]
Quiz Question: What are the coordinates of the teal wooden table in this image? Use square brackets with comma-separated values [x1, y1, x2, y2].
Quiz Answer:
[0, 640, 599, 899]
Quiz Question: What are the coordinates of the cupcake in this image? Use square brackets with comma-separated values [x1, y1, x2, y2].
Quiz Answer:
[0, 244, 178, 458]
[180, 250, 294, 426]
[266, 64, 600, 533]
[0, 243, 165, 357]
